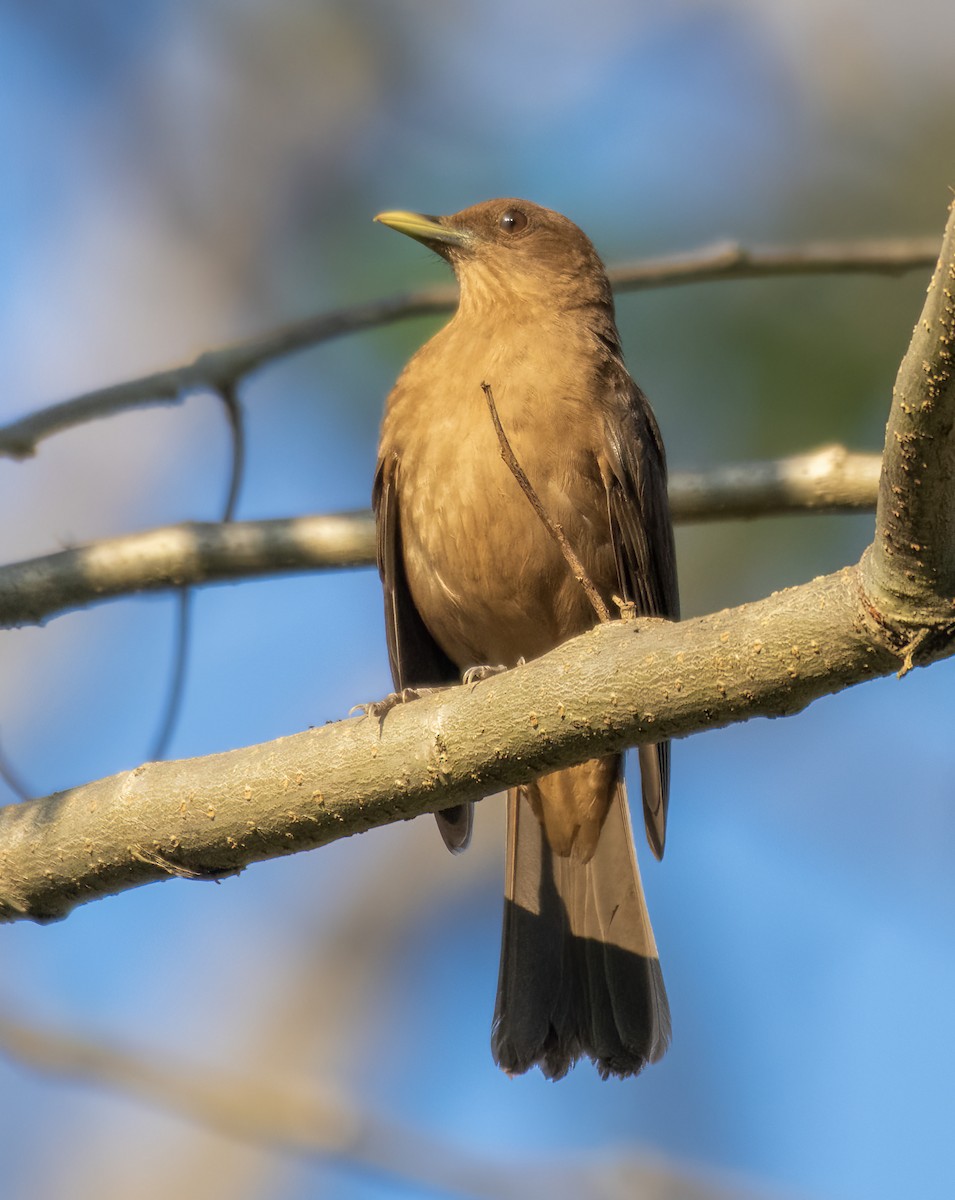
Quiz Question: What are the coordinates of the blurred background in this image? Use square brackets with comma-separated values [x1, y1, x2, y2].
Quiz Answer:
[1, 1, 954, 1197]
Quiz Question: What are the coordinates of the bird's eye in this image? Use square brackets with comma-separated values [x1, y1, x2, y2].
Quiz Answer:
[499, 209, 528, 234]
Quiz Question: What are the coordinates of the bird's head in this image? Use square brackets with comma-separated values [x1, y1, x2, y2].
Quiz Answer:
[374, 198, 614, 316]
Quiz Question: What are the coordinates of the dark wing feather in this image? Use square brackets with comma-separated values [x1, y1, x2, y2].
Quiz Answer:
[373, 453, 473, 852]
[603, 379, 679, 860]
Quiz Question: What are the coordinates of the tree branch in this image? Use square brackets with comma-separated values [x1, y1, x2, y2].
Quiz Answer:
[609, 235, 940, 289]
[0, 449, 880, 629]
[862, 215, 955, 635]
[0, 288, 456, 460]
[670, 444, 881, 520]
[0, 562, 947, 925]
[0, 238, 938, 459]
[0, 512, 377, 628]
[0, 1011, 768, 1200]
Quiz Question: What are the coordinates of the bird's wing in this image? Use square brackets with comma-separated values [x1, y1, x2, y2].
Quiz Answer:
[372, 452, 473, 852]
[602, 379, 679, 860]
[603, 380, 679, 623]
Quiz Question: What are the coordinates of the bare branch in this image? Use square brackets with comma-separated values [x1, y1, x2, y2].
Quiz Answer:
[0, 288, 455, 460]
[863, 202, 955, 635]
[0, 208, 952, 930]
[0, 562, 945, 925]
[0, 451, 880, 629]
[608, 235, 941, 290]
[0, 238, 937, 460]
[0, 512, 377, 629]
[671, 444, 881, 520]
[0, 1010, 794, 1200]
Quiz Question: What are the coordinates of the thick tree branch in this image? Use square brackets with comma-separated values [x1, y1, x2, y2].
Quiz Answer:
[0, 449, 880, 629]
[862, 212, 955, 634]
[0, 238, 937, 459]
[0, 563, 944, 925]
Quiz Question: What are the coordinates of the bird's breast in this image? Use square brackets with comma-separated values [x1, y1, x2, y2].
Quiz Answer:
[382, 325, 618, 669]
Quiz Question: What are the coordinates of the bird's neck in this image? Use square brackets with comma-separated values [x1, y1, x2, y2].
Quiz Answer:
[454, 272, 622, 359]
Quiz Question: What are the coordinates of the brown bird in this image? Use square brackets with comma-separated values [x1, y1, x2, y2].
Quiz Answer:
[373, 199, 678, 1079]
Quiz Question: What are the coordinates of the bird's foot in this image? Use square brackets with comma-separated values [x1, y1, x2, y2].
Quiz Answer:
[350, 686, 437, 722]
[462, 659, 523, 687]
[353, 662, 522, 721]
[612, 594, 638, 622]
[132, 847, 239, 883]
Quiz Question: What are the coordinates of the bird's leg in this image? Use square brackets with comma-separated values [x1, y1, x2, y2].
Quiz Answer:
[354, 660, 520, 723]
[612, 594, 638, 622]
[350, 686, 439, 722]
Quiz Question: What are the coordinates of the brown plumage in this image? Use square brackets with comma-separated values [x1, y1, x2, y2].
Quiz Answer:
[373, 199, 679, 1079]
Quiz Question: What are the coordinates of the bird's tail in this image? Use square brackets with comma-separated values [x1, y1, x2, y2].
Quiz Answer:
[491, 764, 670, 1079]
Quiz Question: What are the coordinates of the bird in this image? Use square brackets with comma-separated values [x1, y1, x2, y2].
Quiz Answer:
[372, 199, 679, 1079]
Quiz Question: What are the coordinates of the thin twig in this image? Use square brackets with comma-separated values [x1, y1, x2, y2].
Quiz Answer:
[0, 735, 32, 802]
[0, 288, 456, 461]
[606, 236, 941, 290]
[147, 588, 193, 761]
[217, 381, 246, 524]
[481, 382, 612, 623]
[0, 238, 938, 461]
[147, 382, 245, 762]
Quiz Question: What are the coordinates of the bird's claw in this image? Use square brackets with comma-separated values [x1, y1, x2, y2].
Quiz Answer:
[463, 660, 522, 687]
[350, 686, 435, 722]
[131, 847, 239, 883]
[353, 663, 522, 721]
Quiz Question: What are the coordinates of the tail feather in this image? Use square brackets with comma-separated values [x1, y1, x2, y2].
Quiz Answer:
[639, 741, 670, 861]
[491, 770, 670, 1080]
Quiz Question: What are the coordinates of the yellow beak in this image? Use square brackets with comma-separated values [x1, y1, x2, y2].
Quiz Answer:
[374, 210, 471, 248]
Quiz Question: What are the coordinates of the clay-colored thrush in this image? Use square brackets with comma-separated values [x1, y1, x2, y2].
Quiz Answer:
[373, 199, 678, 1079]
